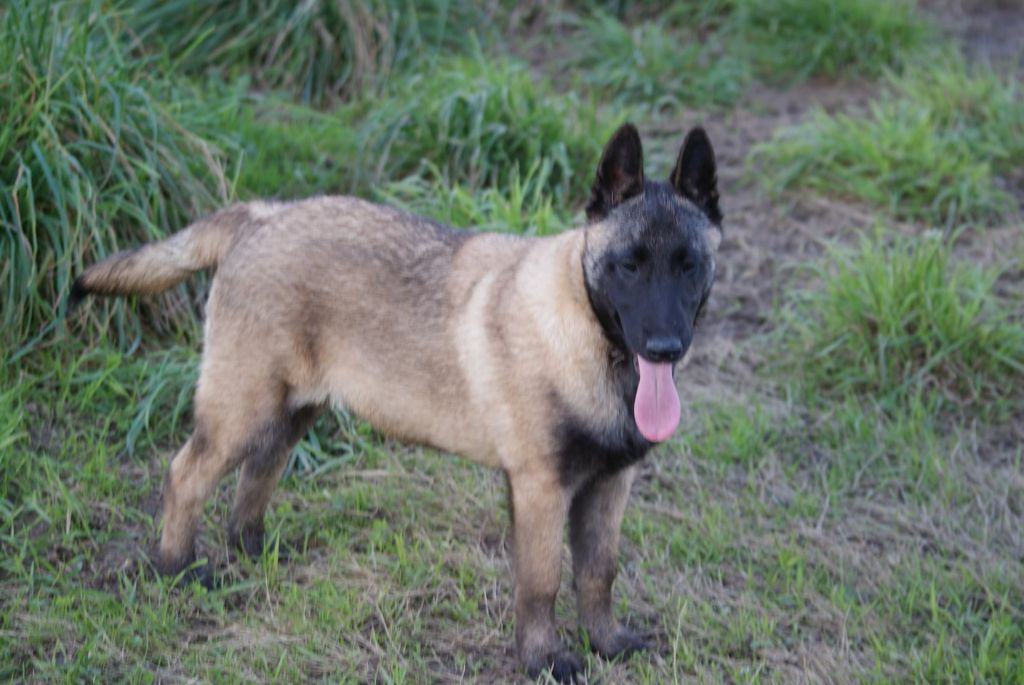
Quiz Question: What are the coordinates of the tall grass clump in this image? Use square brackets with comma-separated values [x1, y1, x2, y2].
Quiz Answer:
[751, 103, 1011, 224]
[783, 229, 1024, 410]
[891, 56, 1024, 173]
[0, 0, 241, 352]
[751, 54, 1022, 225]
[356, 55, 608, 202]
[376, 162, 571, 236]
[227, 97, 358, 200]
[127, 0, 490, 105]
[568, 11, 748, 110]
[730, 0, 930, 80]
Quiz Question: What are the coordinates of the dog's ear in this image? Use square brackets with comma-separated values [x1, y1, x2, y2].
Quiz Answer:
[586, 123, 644, 221]
[670, 127, 721, 225]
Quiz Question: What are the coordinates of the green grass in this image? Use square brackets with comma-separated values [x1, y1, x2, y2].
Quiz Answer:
[6, 342, 1023, 683]
[570, 0, 931, 85]
[890, 56, 1024, 174]
[227, 96, 358, 201]
[125, 0, 490, 105]
[0, 0, 241, 352]
[354, 53, 608, 202]
[567, 11, 748, 110]
[751, 54, 1023, 225]
[780, 229, 1024, 410]
[752, 102, 1013, 224]
[376, 161, 572, 236]
[729, 0, 931, 80]
[561, 0, 932, 112]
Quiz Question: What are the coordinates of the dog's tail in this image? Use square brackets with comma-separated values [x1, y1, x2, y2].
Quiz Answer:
[69, 203, 257, 309]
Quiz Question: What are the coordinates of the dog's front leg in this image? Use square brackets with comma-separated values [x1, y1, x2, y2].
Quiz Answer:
[508, 469, 582, 683]
[569, 465, 648, 660]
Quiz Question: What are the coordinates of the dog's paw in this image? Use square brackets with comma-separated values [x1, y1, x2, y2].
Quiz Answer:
[525, 649, 584, 683]
[150, 546, 218, 589]
[182, 560, 219, 590]
[157, 558, 219, 590]
[228, 520, 266, 558]
[590, 625, 649, 661]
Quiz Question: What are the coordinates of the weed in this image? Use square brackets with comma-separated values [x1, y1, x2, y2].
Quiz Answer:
[354, 54, 608, 201]
[889, 55, 1024, 173]
[0, 0, 239, 351]
[375, 161, 572, 236]
[750, 52, 1023, 224]
[126, 0, 490, 105]
[568, 11, 748, 110]
[730, 0, 931, 80]
[781, 229, 1024, 409]
[227, 95, 358, 200]
[752, 102, 1013, 224]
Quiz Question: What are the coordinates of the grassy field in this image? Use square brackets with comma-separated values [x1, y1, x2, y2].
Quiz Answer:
[2, 0, 1023, 683]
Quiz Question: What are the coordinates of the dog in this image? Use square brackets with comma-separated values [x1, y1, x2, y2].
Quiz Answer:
[70, 123, 722, 682]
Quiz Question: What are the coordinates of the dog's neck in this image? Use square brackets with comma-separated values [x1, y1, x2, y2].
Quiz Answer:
[510, 230, 625, 417]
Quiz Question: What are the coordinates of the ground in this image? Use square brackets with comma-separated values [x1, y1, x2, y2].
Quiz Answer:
[1, 1, 1022, 683]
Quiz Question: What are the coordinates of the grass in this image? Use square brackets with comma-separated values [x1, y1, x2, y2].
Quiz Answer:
[890, 56, 1024, 173]
[780, 229, 1024, 411]
[376, 161, 572, 236]
[751, 103, 1013, 224]
[353, 53, 608, 202]
[0, 0, 240, 352]
[227, 95, 358, 201]
[567, 11, 748, 111]
[751, 54, 1023, 225]
[4, 0, 1024, 682]
[568, 0, 931, 86]
[125, 0, 491, 106]
[5, 343, 1022, 682]
[561, 0, 931, 111]
[729, 0, 931, 80]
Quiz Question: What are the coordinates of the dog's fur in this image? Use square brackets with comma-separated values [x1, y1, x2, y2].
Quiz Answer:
[71, 124, 722, 682]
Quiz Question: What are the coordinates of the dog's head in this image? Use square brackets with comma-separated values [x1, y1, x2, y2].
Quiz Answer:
[583, 123, 722, 442]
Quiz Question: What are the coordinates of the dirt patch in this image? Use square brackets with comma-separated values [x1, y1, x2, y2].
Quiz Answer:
[922, 0, 1024, 66]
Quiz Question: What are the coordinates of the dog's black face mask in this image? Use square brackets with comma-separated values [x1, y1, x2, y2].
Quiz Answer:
[583, 123, 721, 442]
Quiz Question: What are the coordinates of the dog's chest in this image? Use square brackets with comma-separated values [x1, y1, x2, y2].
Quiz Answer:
[550, 361, 652, 488]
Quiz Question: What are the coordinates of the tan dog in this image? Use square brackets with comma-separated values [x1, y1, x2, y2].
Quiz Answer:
[72, 123, 722, 682]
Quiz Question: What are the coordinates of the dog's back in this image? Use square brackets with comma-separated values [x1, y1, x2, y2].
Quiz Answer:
[208, 196, 539, 460]
[74, 195, 605, 465]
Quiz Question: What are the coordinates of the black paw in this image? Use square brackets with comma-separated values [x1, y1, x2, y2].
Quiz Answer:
[179, 560, 219, 590]
[591, 626, 649, 661]
[150, 546, 219, 590]
[526, 649, 584, 683]
[228, 520, 266, 558]
[229, 521, 294, 563]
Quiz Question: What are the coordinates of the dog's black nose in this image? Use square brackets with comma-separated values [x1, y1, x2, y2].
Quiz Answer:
[644, 336, 683, 362]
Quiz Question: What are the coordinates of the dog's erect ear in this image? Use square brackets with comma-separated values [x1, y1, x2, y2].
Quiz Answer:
[586, 123, 645, 221]
[670, 127, 721, 225]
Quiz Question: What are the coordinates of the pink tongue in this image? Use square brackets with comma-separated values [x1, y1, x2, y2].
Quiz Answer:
[634, 355, 681, 442]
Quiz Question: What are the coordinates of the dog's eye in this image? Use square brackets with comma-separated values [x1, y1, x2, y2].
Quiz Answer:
[673, 253, 696, 274]
[620, 261, 639, 274]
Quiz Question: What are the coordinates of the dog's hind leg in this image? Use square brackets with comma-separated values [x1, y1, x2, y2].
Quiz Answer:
[227, 403, 323, 558]
[569, 465, 647, 660]
[155, 367, 287, 581]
